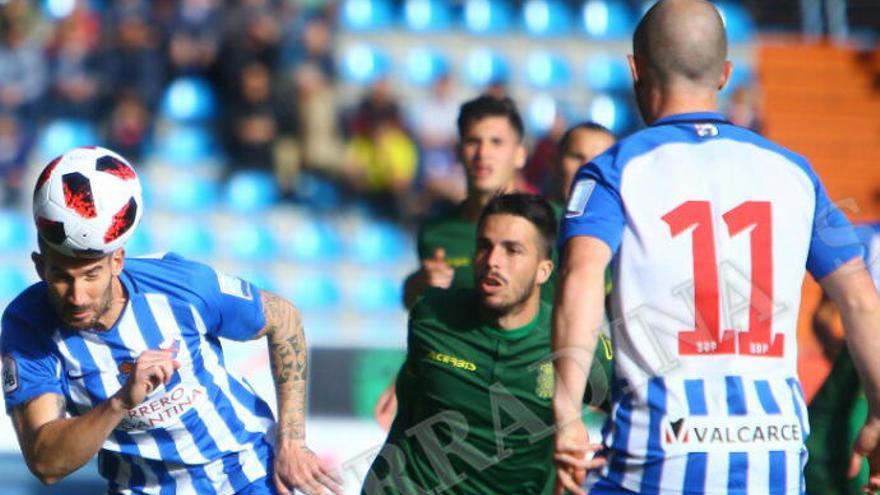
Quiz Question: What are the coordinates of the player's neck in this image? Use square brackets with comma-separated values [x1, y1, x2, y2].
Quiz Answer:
[94, 276, 129, 332]
[643, 88, 719, 125]
[483, 291, 541, 330]
[463, 183, 517, 221]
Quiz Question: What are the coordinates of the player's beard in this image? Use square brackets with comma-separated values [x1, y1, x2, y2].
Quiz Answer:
[480, 279, 536, 319]
[59, 280, 114, 330]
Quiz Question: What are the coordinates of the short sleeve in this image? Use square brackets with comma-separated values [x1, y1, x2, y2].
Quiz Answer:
[807, 179, 863, 280]
[559, 162, 626, 254]
[196, 266, 266, 341]
[2, 309, 63, 414]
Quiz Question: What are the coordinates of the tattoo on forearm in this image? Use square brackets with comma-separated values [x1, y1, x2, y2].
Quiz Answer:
[55, 395, 67, 419]
[261, 291, 308, 441]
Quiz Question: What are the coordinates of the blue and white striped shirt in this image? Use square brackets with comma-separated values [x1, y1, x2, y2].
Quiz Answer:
[1, 253, 276, 494]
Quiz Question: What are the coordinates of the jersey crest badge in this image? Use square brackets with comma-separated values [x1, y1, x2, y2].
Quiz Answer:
[2, 355, 19, 394]
[694, 123, 719, 137]
[535, 362, 554, 399]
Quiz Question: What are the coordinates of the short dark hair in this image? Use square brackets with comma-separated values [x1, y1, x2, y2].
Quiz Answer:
[558, 122, 615, 151]
[477, 193, 557, 259]
[457, 95, 524, 141]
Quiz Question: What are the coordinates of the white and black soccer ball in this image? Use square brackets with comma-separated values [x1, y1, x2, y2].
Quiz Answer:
[32, 146, 143, 258]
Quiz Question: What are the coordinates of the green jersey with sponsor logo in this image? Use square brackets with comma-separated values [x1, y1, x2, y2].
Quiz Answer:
[363, 288, 611, 494]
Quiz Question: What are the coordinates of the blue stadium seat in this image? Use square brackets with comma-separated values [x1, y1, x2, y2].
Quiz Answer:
[43, 0, 76, 19]
[350, 274, 402, 312]
[125, 223, 153, 256]
[464, 0, 513, 35]
[715, 2, 756, 44]
[228, 222, 278, 262]
[224, 171, 279, 214]
[166, 221, 215, 259]
[464, 48, 509, 87]
[295, 173, 343, 211]
[288, 273, 341, 310]
[340, 0, 393, 31]
[36, 119, 99, 161]
[403, 0, 452, 32]
[153, 125, 217, 167]
[0, 210, 30, 253]
[340, 44, 391, 85]
[404, 48, 450, 86]
[240, 271, 276, 293]
[287, 220, 342, 262]
[159, 173, 219, 212]
[527, 94, 559, 136]
[580, 0, 636, 40]
[525, 51, 572, 89]
[159, 78, 216, 124]
[587, 94, 632, 134]
[348, 221, 407, 264]
[584, 54, 631, 92]
[523, 0, 572, 37]
[0, 265, 31, 304]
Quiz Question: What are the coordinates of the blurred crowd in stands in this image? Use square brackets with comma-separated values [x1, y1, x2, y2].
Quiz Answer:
[0, 0, 773, 225]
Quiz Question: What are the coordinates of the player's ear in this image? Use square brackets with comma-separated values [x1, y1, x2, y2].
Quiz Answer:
[536, 258, 553, 285]
[110, 248, 125, 276]
[514, 142, 527, 170]
[627, 54, 640, 85]
[31, 251, 45, 281]
[718, 60, 734, 91]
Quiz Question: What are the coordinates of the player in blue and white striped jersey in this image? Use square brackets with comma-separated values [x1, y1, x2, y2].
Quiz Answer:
[1, 152, 341, 494]
[551, 1, 880, 494]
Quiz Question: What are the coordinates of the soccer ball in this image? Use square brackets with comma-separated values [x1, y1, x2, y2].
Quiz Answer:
[32, 146, 143, 258]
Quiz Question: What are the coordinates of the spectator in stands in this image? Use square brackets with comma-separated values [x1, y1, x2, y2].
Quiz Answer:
[225, 61, 280, 174]
[216, 5, 280, 102]
[524, 112, 568, 193]
[280, 12, 335, 80]
[102, 3, 165, 111]
[408, 74, 466, 212]
[801, 0, 849, 41]
[0, 111, 31, 206]
[45, 9, 103, 120]
[165, 0, 221, 78]
[549, 122, 616, 203]
[0, 0, 48, 127]
[105, 92, 151, 162]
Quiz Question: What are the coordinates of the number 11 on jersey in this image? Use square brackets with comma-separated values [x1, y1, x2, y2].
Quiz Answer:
[663, 200, 784, 358]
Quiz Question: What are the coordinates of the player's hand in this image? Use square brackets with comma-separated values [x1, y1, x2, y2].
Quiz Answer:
[849, 415, 880, 492]
[273, 441, 343, 495]
[553, 417, 605, 495]
[373, 381, 398, 432]
[113, 349, 181, 410]
[420, 248, 454, 289]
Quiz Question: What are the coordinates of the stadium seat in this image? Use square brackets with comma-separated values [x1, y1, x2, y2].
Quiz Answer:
[166, 220, 215, 259]
[464, 0, 513, 35]
[715, 2, 756, 44]
[464, 48, 509, 87]
[0, 265, 31, 304]
[580, 0, 636, 40]
[152, 125, 217, 167]
[403, 0, 452, 32]
[340, 43, 391, 85]
[584, 54, 631, 92]
[287, 220, 342, 263]
[350, 274, 402, 312]
[44, 0, 76, 19]
[523, 0, 572, 37]
[0, 210, 30, 253]
[525, 51, 572, 89]
[295, 173, 343, 211]
[587, 94, 633, 133]
[125, 223, 153, 256]
[240, 270, 276, 294]
[228, 222, 278, 262]
[161, 173, 219, 212]
[159, 78, 217, 124]
[348, 221, 407, 264]
[224, 171, 279, 214]
[340, 0, 393, 31]
[36, 119, 100, 161]
[527, 94, 559, 136]
[288, 272, 341, 310]
[404, 48, 450, 86]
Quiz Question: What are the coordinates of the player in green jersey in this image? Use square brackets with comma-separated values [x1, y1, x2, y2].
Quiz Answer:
[363, 194, 607, 494]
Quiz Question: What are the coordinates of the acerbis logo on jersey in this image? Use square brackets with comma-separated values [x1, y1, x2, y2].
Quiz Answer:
[2, 355, 18, 393]
[662, 416, 802, 452]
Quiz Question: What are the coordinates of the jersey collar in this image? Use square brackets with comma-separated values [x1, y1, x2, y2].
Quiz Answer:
[480, 303, 545, 341]
[651, 111, 729, 126]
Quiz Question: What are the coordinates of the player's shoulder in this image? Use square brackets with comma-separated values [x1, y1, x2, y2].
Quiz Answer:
[123, 252, 222, 301]
[410, 287, 479, 333]
[1, 282, 55, 349]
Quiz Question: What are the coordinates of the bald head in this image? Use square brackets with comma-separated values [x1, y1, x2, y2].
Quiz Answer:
[633, 0, 728, 89]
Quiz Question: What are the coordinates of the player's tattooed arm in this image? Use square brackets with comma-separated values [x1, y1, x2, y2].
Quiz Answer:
[256, 290, 308, 443]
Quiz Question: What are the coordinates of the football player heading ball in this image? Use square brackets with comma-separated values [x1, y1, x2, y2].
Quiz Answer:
[2, 147, 341, 495]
